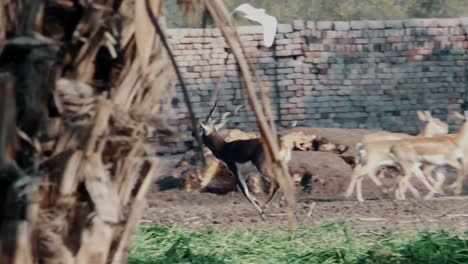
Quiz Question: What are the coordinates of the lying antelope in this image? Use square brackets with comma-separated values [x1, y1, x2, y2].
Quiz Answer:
[390, 111, 468, 199]
[345, 111, 449, 202]
[195, 102, 292, 218]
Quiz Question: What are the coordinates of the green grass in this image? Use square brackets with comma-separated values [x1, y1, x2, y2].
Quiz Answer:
[129, 221, 468, 264]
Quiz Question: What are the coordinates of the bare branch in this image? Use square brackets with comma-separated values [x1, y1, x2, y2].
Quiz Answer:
[144, 0, 206, 167]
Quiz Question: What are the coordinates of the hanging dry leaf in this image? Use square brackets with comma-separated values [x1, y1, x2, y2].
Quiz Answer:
[81, 153, 121, 224]
[134, 0, 159, 73]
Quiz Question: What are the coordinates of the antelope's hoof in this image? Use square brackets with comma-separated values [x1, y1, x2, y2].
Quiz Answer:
[278, 200, 285, 208]
[448, 184, 462, 194]
[394, 191, 404, 200]
[341, 192, 354, 200]
[357, 198, 365, 203]
[382, 187, 393, 194]
[423, 194, 434, 200]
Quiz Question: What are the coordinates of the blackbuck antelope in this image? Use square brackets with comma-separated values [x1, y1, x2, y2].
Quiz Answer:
[345, 111, 449, 202]
[195, 102, 292, 217]
[389, 111, 468, 199]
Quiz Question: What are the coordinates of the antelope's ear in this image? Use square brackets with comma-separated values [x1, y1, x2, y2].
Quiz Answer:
[416, 110, 428, 122]
[450, 111, 465, 120]
[423, 110, 432, 118]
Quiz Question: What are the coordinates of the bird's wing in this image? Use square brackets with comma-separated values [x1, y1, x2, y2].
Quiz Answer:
[232, 3, 278, 47]
[259, 14, 278, 47]
[233, 3, 257, 15]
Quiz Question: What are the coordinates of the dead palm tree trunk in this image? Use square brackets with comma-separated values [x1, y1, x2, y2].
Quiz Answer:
[0, 0, 175, 263]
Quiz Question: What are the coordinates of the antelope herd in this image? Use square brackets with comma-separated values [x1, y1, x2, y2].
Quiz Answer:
[195, 103, 467, 215]
[346, 110, 467, 202]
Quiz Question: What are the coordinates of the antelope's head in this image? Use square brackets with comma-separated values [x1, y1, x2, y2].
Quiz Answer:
[450, 110, 468, 122]
[194, 102, 243, 138]
[450, 110, 468, 135]
[417, 110, 449, 136]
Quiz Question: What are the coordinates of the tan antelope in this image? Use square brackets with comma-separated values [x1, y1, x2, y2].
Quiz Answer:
[194, 102, 292, 218]
[345, 111, 449, 202]
[389, 111, 468, 199]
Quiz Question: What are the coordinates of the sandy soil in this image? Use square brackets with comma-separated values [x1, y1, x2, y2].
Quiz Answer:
[143, 128, 468, 231]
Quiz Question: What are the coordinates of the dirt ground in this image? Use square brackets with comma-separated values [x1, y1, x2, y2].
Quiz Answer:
[143, 128, 468, 231]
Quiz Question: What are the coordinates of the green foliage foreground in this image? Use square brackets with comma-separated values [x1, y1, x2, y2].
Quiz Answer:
[129, 222, 468, 264]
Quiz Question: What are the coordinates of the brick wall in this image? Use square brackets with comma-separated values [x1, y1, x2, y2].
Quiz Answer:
[160, 17, 468, 155]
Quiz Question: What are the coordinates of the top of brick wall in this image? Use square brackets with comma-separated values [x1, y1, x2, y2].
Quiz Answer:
[168, 17, 468, 37]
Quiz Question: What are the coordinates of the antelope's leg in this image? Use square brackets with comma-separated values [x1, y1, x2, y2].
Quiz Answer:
[450, 177, 465, 195]
[389, 145, 412, 200]
[395, 177, 408, 200]
[425, 169, 446, 199]
[430, 166, 446, 194]
[412, 163, 439, 195]
[448, 158, 465, 195]
[345, 164, 365, 198]
[396, 162, 419, 200]
[238, 175, 262, 211]
[394, 177, 403, 200]
[434, 170, 446, 194]
[418, 163, 444, 195]
[356, 162, 382, 202]
[402, 171, 422, 198]
[403, 166, 421, 199]
[367, 162, 383, 187]
[396, 174, 419, 199]
[422, 164, 437, 186]
[447, 175, 465, 194]
[256, 164, 280, 212]
[395, 173, 406, 200]
[356, 176, 365, 202]
[448, 173, 465, 194]
[399, 175, 420, 199]
[406, 177, 421, 199]
[228, 163, 263, 214]
[263, 183, 280, 211]
[394, 175, 408, 200]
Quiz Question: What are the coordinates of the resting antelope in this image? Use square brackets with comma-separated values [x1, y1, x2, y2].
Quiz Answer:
[345, 111, 449, 202]
[195, 102, 291, 217]
[390, 111, 468, 199]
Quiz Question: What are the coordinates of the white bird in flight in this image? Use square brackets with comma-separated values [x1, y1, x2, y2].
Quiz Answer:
[232, 3, 278, 47]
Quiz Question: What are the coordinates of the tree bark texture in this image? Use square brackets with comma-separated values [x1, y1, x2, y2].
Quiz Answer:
[0, 1, 175, 263]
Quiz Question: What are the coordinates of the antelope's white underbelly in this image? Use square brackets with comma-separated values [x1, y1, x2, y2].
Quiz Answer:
[219, 161, 256, 175]
[235, 161, 257, 175]
[376, 159, 396, 167]
[419, 155, 445, 165]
